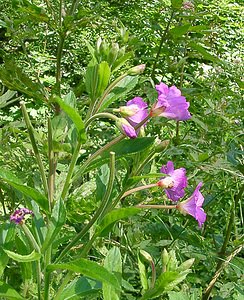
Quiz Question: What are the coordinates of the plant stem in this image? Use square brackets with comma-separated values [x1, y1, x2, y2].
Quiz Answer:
[151, 10, 175, 80]
[0, 188, 6, 215]
[61, 139, 82, 200]
[121, 183, 158, 198]
[202, 244, 243, 300]
[48, 118, 55, 209]
[20, 102, 49, 198]
[53, 271, 74, 300]
[55, 152, 116, 262]
[21, 224, 42, 300]
[85, 112, 119, 128]
[136, 204, 177, 209]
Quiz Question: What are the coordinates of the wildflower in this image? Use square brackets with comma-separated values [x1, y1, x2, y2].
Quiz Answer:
[10, 208, 34, 225]
[116, 118, 137, 138]
[119, 97, 148, 127]
[150, 83, 191, 121]
[158, 161, 188, 201]
[177, 182, 206, 227]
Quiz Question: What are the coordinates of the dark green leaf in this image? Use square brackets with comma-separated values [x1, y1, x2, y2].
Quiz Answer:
[169, 24, 191, 38]
[47, 259, 121, 291]
[60, 276, 101, 300]
[189, 42, 222, 64]
[0, 169, 49, 212]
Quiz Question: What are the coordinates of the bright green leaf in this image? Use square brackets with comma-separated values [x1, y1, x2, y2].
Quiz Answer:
[0, 281, 25, 299]
[3, 249, 41, 262]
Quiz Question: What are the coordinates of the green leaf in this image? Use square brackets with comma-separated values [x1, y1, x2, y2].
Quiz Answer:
[138, 253, 149, 291]
[0, 90, 20, 109]
[0, 281, 25, 299]
[171, 0, 183, 9]
[140, 272, 179, 300]
[47, 259, 121, 291]
[0, 169, 49, 212]
[98, 75, 138, 112]
[169, 24, 191, 38]
[0, 222, 15, 276]
[189, 42, 222, 64]
[59, 276, 101, 300]
[41, 198, 66, 253]
[85, 61, 111, 102]
[103, 247, 122, 300]
[0, 61, 46, 101]
[53, 96, 86, 143]
[97, 207, 140, 237]
[3, 249, 41, 262]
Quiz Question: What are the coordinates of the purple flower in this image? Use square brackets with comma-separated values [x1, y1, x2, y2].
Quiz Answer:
[10, 208, 34, 225]
[119, 97, 149, 127]
[150, 83, 191, 121]
[158, 161, 188, 201]
[177, 182, 206, 227]
[116, 118, 137, 139]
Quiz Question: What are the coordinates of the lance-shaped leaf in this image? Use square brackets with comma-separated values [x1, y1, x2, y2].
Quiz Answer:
[47, 259, 121, 291]
[53, 96, 86, 143]
[97, 207, 140, 237]
[0, 281, 25, 299]
[0, 169, 49, 212]
[3, 249, 41, 262]
[41, 198, 66, 253]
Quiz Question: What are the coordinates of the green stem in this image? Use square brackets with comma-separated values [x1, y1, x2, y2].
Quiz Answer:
[55, 152, 116, 262]
[21, 224, 42, 300]
[44, 246, 52, 300]
[150, 260, 156, 289]
[61, 139, 82, 200]
[92, 73, 128, 116]
[54, 271, 74, 300]
[20, 102, 49, 198]
[85, 112, 119, 128]
[121, 183, 158, 198]
[0, 188, 6, 215]
[136, 204, 177, 209]
[48, 118, 55, 209]
[151, 10, 175, 80]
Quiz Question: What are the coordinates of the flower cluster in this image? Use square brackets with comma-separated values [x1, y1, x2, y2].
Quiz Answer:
[115, 82, 191, 138]
[10, 208, 34, 225]
[158, 161, 206, 227]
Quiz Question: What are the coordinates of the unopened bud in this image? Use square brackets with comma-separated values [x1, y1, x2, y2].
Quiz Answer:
[127, 64, 146, 75]
[140, 250, 153, 263]
[107, 43, 119, 65]
[150, 103, 166, 117]
[119, 104, 139, 117]
[162, 249, 169, 272]
[116, 118, 137, 139]
[178, 258, 195, 271]
[155, 140, 170, 152]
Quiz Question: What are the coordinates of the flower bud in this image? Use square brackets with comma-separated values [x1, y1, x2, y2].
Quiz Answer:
[118, 104, 140, 117]
[155, 140, 170, 152]
[107, 42, 119, 65]
[178, 258, 195, 272]
[116, 118, 137, 138]
[140, 250, 153, 263]
[162, 249, 169, 272]
[127, 64, 146, 75]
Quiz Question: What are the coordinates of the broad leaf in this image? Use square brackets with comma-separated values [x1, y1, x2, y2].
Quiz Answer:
[189, 42, 222, 64]
[169, 24, 191, 38]
[0, 281, 24, 299]
[3, 249, 41, 262]
[0, 222, 15, 276]
[41, 198, 66, 253]
[103, 247, 122, 300]
[47, 259, 121, 291]
[171, 0, 183, 9]
[0, 169, 49, 212]
[59, 276, 101, 300]
[97, 207, 140, 237]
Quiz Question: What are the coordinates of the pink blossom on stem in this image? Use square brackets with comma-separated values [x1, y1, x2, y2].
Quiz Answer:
[158, 161, 188, 202]
[150, 83, 191, 121]
[10, 208, 34, 225]
[116, 118, 137, 138]
[177, 182, 206, 227]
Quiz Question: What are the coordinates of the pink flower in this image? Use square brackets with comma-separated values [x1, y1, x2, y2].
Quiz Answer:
[10, 208, 34, 225]
[177, 182, 206, 227]
[119, 97, 148, 127]
[150, 83, 191, 121]
[158, 161, 188, 201]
